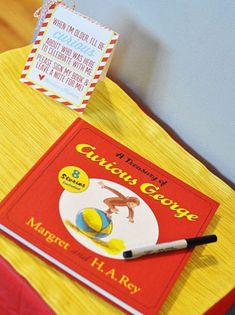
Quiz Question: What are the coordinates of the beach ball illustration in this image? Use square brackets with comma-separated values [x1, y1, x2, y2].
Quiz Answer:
[76, 208, 113, 239]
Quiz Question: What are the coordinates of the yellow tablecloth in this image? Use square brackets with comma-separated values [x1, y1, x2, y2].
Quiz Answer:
[0, 46, 234, 315]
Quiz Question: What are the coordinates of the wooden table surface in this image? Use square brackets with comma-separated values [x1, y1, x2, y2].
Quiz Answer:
[0, 0, 41, 53]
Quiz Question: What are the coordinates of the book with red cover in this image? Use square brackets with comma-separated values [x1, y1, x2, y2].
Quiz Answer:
[0, 118, 219, 315]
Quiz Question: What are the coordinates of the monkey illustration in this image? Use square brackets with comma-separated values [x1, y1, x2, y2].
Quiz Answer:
[98, 181, 140, 223]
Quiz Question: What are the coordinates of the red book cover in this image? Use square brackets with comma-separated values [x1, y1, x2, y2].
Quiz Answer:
[0, 118, 219, 315]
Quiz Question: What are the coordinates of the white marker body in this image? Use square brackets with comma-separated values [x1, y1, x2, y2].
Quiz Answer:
[130, 240, 188, 258]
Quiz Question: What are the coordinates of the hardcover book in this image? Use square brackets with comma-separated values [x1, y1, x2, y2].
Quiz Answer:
[0, 118, 219, 315]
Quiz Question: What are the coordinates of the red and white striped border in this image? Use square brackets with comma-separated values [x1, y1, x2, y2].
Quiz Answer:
[20, 3, 119, 113]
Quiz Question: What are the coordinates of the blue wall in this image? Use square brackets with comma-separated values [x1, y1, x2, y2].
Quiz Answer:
[37, 1, 235, 185]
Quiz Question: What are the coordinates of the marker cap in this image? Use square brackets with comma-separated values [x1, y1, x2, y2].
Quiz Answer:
[186, 234, 217, 248]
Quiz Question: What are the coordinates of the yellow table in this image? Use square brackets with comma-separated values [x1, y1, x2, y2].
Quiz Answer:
[0, 46, 234, 315]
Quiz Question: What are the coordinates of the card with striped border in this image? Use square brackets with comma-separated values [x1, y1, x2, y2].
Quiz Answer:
[20, 2, 119, 112]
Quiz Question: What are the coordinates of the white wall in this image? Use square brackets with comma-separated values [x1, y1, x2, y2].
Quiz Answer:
[40, 1, 235, 185]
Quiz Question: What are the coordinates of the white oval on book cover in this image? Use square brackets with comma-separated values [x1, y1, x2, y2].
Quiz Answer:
[59, 179, 159, 259]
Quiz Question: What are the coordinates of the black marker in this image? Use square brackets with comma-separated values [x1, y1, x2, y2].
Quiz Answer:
[123, 235, 217, 259]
